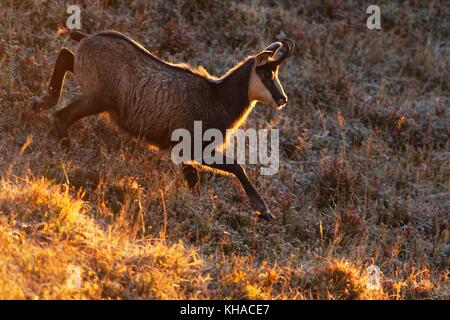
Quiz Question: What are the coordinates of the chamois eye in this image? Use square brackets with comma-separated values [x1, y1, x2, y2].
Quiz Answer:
[264, 71, 273, 79]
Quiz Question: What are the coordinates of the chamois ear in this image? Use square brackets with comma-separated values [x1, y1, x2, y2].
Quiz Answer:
[255, 51, 272, 67]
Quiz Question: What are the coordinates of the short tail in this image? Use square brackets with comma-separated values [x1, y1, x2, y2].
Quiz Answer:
[57, 26, 88, 42]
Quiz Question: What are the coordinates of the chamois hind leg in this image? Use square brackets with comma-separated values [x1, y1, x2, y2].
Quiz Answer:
[33, 47, 74, 111]
[201, 153, 274, 221]
[54, 95, 109, 149]
[182, 163, 200, 191]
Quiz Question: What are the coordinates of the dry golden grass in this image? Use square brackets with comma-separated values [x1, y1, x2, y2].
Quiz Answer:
[0, 177, 208, 299]
[0, 0, 448, 299]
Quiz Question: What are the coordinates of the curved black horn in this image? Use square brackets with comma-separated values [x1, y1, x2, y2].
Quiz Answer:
[273, 39, 295, 65]
[262, 41, 283, 57]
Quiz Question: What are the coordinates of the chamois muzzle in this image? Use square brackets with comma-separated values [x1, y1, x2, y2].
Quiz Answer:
[276, 97, 287, 108]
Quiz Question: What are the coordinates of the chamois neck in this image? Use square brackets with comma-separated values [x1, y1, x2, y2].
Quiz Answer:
[214, 59, 254, 127]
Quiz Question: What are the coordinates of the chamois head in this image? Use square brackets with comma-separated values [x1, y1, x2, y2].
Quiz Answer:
[249, 39, 295, 109]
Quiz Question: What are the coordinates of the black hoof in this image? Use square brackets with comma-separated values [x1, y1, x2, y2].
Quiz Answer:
[54, 118, 71, 151]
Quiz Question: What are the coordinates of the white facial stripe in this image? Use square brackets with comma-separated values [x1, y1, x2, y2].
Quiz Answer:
[248, 67, 276, 106]
[274, 75, 286, 99]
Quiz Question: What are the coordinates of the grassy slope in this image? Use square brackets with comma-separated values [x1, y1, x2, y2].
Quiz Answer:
[0, 0, 448, 299]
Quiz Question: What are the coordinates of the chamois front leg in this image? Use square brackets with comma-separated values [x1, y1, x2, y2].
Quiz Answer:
[202, 155, 274, 221]
[33, 48, 74, 111]
[182, 163, 200, 192]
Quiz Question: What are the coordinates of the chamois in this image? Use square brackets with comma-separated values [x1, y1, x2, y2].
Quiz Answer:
[33, 29, 294, 221]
